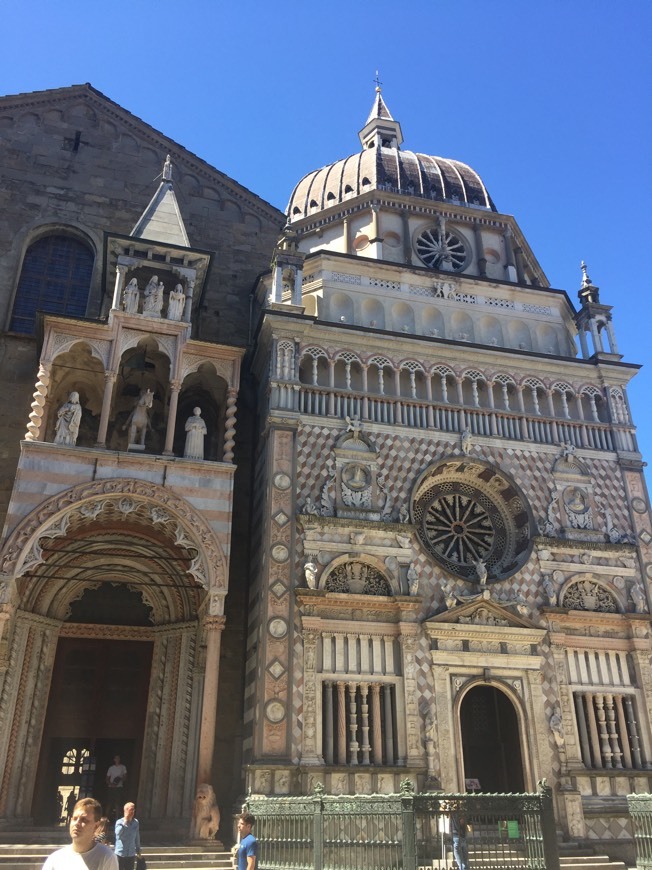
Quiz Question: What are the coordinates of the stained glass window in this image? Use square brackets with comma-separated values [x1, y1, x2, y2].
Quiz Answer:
[10, 235, 94, 334]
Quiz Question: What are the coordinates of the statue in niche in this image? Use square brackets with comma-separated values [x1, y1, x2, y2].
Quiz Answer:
[123, 388, 154, 446]
[399, 504, 410, 524]
[407, 564, 419, 595]
[631, 584, 647, 614]
[304, 561, 318, 589]
[143, 275, 164, 317]
[550, 708, 565, 750]
[54, 391, 82, 446]
[461, 428, 472, 455]
[123, 278, 140, 314]
[184, 407, 207, 460]
[167, 284, 185, 321]
[542, 574, 557, 607]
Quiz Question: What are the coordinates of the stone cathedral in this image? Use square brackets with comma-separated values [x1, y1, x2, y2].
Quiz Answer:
[0, 84, 650, 858]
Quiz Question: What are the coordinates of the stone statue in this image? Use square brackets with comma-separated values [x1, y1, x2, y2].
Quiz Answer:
[474, 558, 488, 586]
[123, 278, 140, 314]
[123, 388, 154, 446]
[304, 497, 320, 516]
[398, 504, 410, 524]
[167, 284, 185, 321]
[631, 584, 647, 614]
[407, 564, 419, 595]
[345, 415, 363, 440]
[542, 574, 557, 607]
[184, 407, 207, 460]
[550, 708, 565, 750]
[54, 391, 82, 446]
[143, 275, 164, 317]
[304, 561, 318, 589]
[461, 428, 472, 455]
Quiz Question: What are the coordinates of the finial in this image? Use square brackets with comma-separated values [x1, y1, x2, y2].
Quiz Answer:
[373, 70, 382, 93]
[580, 260, 591, 288]
[578, 260, 599, 305]
[162, 154, 172, 181]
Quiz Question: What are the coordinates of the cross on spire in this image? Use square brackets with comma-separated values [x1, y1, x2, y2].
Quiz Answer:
[373, 70, 383, 92]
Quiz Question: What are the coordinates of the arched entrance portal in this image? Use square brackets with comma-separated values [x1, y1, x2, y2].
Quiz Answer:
[460, 685, 525, 793]
[0, 480, 227, 829]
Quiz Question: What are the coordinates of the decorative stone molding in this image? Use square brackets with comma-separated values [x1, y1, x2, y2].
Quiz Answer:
[0, 479, 226, 590]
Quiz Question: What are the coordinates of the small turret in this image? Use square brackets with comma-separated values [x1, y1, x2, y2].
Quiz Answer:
[574, 262, 620, 360]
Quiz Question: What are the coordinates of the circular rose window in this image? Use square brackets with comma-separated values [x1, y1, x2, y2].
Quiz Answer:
[412, 461, 533, 583]
[415, 225, 468, 271]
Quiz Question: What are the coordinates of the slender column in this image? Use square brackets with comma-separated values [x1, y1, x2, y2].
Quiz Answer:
[514, 244, 526, 283]
[425, 375, 434, 428]
[324, 682, 334, 765]
[348, 683, 359, 765]
[271, 263, 283, 303]
[588, 394, 599, 422]
[574, 693, 592, 767]
[292, 267, 303, 306]
[503, 229, 517, 281]
[183, 279, 195, 323]
[361, 365, 369, 420]
[516, 386, 528, 438]
[455, 377, 464, 406]
[383, 685, 395, 764]
[614, 695, 632, 768]
[546, 389, 556, 417]
[624, 697, 643, 768]
[578, 328, 589, 359]
[594, 694, 612, 767]
[560, 391, 571, 419]
[589, 320, 601, 353]
[328, 361, 335, 415]
[473, 222, 487, 277]
[360, 683, 371, 764]
[604, 694, 623, 768]
[371, 683, 383, 764]
[223, 388, 237, 462]
[440, 374, 449, 404]
[112, 264, 128, 310]
[343, 217, 350, 255]
[585, 693, 604, 768]
[163, 380, 181, 456]
[96, 371, 117, 447]
[25, 363, 51, 441]
[605, 320, 619, 353]
[337, 682, 347, 765]
[531, 386, 541, 416]
[197, 615, 226, 785]
[401, 210, 412, 265]
[500, 382, 510, 411]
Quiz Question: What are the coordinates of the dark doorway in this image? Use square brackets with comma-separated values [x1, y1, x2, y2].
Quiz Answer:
[33, 638, 152, 824]
[460, 685, 525, 793]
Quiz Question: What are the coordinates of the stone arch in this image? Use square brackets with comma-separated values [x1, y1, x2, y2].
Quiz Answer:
[321, 554, 395, 595]
[454, 676, 533, 791]
[46, 341, 105, 446]
[559, 574, 623, 613]
[0, 478, 227, 598]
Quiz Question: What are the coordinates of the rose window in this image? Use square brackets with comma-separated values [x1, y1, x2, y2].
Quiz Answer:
[412, 461, 533, 583]
[415, 225, 468, 271]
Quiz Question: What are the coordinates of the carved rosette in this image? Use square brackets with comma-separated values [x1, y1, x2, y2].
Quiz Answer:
[25, 364, 51, 441]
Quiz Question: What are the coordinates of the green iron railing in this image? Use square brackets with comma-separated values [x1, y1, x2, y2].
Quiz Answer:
[628, 794, 652, 869]
[246, 778, 559, 870]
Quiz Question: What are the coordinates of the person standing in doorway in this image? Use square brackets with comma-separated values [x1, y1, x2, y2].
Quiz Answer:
[65, 791, 77, 825]
[114, 803, 141, 870]
[234, 813, 257, 870]
[42, 797, 117, 870]
[106, 756, 127, 820]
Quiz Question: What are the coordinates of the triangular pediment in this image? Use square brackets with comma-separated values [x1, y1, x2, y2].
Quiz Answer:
[425, 595, 535, 630]
[0, 84, 282, 223]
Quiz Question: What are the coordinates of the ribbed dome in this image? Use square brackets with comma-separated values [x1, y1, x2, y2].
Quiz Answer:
[287, 92, 496, 220]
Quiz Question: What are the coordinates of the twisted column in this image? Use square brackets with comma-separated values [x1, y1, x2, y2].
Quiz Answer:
[25, 363, 51, 441]
[360, 683, 371, 765]
[223, 388, 237, 462]
[337, 682, 347, 765]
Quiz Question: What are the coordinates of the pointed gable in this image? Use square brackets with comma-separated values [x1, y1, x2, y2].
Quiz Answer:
[131, 167, 190, 247]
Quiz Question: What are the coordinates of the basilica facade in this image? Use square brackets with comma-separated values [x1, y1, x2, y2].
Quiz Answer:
[0, 84, 650, 856]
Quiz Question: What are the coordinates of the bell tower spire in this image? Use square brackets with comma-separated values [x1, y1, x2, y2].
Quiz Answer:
[358, 75, 403, 150]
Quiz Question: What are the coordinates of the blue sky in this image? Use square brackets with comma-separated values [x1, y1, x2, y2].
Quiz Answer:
[2, 0, 652, 477]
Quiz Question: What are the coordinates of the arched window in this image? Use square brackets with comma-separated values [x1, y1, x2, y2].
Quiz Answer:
[10, 234, 94, 334]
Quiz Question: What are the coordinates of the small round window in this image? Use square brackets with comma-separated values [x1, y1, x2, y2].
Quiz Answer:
[415, 225, 468, 272]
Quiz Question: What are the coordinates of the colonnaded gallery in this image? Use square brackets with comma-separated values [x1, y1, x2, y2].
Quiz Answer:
[0, 84, 650, 853]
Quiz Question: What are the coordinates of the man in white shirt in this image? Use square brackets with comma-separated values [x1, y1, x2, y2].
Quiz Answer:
[43, 798, 118, 870]
[106, 755, 127, 820]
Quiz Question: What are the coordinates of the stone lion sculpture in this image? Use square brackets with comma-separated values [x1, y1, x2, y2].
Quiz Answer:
[191, 783, 220, 839]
